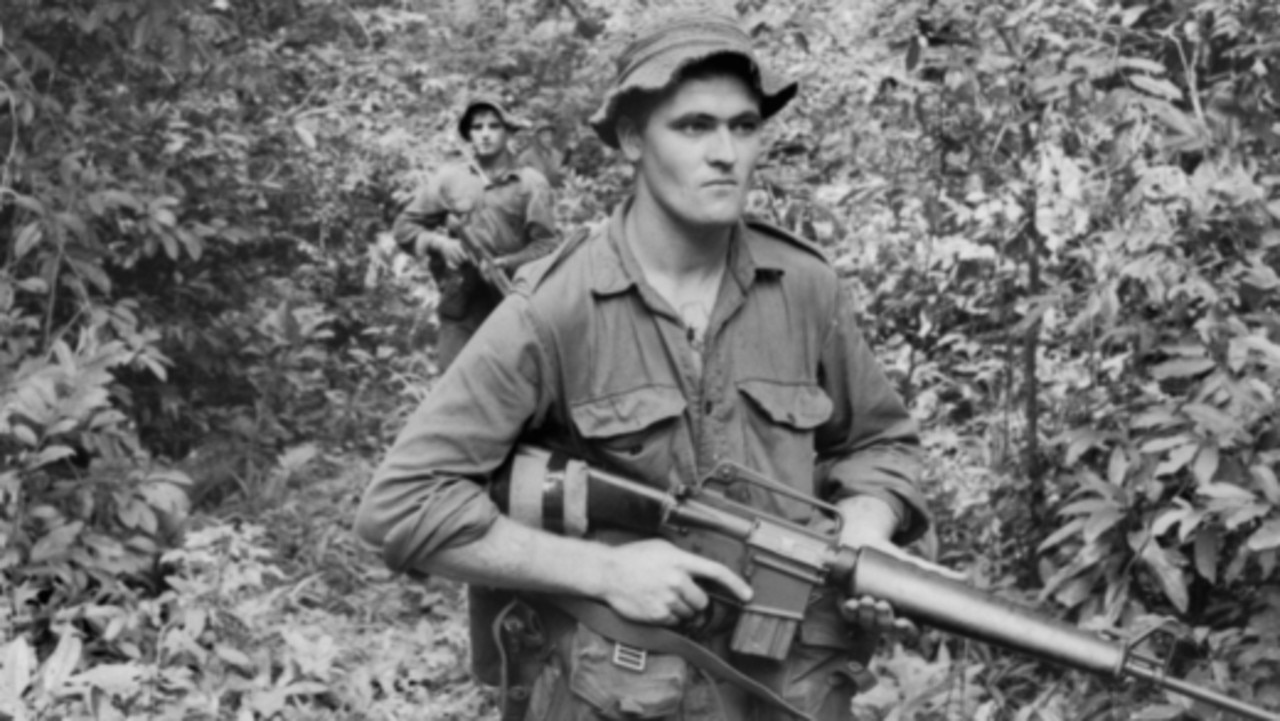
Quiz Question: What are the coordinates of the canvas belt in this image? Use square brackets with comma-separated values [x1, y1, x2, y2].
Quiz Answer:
[519, 594, 814, 721]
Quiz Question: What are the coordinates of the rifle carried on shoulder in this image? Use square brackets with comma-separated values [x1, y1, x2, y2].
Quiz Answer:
[494, 445, 1279, 721]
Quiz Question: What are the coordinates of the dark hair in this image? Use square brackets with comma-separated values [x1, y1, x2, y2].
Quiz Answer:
[613, 52, 764, 140]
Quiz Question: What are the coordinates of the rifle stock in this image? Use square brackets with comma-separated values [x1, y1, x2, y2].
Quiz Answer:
[496, 445, 1279, 720]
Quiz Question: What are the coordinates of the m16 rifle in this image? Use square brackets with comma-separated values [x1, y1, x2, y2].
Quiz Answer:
[494, 445, 1279, 721]
[446, 214, 514, 296]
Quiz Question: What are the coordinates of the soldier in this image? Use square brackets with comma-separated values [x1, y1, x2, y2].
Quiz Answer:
[392, 95, 558, 369]
[360, 13, 941, 720]
[517, 119, 567, 189]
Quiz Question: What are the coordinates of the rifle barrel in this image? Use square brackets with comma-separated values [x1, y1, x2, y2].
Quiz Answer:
[1124, 663, 1279, 721]
[850, 547, 1279, 720]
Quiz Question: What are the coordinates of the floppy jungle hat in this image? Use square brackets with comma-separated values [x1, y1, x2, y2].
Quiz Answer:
[589, 13, 798, 149]
[458, 95, 530, 141]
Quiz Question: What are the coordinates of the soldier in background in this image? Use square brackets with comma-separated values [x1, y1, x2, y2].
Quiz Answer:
[392, 95, 558, 369]
[517, 119, 567, 189]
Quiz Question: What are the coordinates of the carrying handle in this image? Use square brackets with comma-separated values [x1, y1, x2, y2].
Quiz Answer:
[705, 461, 845, 538]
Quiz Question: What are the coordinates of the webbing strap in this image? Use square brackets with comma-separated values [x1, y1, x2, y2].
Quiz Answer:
[533, 595, 814, 721]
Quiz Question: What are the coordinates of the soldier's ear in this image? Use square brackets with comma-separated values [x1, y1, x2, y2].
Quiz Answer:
[618, 119, 644, 163]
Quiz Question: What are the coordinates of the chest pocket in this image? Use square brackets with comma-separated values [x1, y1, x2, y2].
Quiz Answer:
[569, 386, 686, 483]
[738, 380, 832, 430]
[736, 379, 833, 516]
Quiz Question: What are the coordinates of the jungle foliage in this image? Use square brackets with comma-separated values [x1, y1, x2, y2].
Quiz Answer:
[1, 0, 1278, 719]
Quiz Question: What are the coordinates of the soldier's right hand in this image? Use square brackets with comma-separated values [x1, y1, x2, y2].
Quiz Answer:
[599, 538, 752, 626]
[431, 235, 470, 267]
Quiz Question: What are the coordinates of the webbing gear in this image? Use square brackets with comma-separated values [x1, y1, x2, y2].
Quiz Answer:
[493, 600, 551, 721]
[528, 594, 815, 721]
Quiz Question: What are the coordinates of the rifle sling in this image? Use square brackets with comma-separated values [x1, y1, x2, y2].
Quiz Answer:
[529, 594, 814, 721]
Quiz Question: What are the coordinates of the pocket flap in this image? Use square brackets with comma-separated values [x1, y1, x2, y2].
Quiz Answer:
[738, 380, 833, 430]
[570, 386, 687, 438]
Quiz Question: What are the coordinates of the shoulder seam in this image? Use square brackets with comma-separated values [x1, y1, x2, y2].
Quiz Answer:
[746, 218, 831, 264]
[516, 225, 594, 293]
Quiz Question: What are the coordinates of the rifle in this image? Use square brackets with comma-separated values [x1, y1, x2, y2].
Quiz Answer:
[447, 214, 514, 296]
[494, 445, 1279, 721]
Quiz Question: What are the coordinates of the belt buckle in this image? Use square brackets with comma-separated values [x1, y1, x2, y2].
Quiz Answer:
[611, 642, 647, 672]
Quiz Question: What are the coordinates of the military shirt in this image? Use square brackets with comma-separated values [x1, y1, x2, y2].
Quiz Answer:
[517, 144, 566, 189]
[358, 202, 929, 573]
[392, 160, 557, 270]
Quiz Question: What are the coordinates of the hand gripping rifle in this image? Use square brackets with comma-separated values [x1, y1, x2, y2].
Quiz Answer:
[446, 214, 514, 296]
[494, 445, 1279, 721]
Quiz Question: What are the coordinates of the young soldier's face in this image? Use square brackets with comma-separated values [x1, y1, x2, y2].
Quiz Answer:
[622, 74, 763, 230]
[468, 109, 509, 161]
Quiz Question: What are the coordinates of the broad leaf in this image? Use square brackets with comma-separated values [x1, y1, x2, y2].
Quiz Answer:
[1139, 543, 1189, 613]
[1194, 526, 1220, 583]
[38, 630, 83, 693]
[1150, 358, 1215, 380]
[1247, 519, 1280, 552]
[1130, 74, 1183, 101]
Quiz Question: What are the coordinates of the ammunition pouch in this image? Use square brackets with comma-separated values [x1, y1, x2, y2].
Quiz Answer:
[558, 623, 690, 720]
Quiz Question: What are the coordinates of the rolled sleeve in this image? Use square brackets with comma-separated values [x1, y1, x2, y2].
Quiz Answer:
[355, 297, 552, 572]
[815, 286, 930, 545]
[392, 180, 449, 253]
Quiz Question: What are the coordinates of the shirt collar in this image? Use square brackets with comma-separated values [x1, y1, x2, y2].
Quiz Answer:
[590, 200, 784, 297]
[468, 156, 521, 187]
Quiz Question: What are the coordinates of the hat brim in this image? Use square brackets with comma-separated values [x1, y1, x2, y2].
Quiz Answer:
[589, 48, 797, 149]
[459, 102, 530, 141]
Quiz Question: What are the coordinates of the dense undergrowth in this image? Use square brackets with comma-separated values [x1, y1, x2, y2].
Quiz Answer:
[3, 0, 1279, 718]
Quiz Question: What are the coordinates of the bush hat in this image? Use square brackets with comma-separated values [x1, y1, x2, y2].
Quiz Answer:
[458, 95, 529, 141]
[589, 13, 798, 149]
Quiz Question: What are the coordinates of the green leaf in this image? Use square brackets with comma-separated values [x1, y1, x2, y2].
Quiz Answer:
[1252, 465, 1280, 504]
[1196, 483, 1255, 502]
[14, 222, 43, 259]
[215, 644, 255, 672]
[1155, 442, 1197, 477]
[1038, 517, 1084, 552]
[30, 445, 77, 469]
[1118, 57, 1167, 75]
[1061, 498, 1121, 517]
[1141, 434, 1195, 453]
[64, 663, 144, 694]
[39, 630, 83, 693]
[139, 481, 190, 516]
[295, 123, 317, 150]
[1084, 508, 1125, 543]
[1139, 542, 1188, 613]
[30, 521, 84, 562]
[1194, 526, 1220, 583]
[1152, 505, 1191, 537]
[1130, 74, 1183, 101]
[1191, 445, 1219, 486]
[1133, 705, 1189, 720]
[1225, 504, 1270, 531]
[1247, 519, 1280, 552]
[1150, 358, 1215, 379]
[1131, 408, 1182, 429]
[1, 637, 37, 703]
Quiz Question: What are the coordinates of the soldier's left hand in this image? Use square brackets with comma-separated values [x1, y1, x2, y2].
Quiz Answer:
[841, 593, 914, 637]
